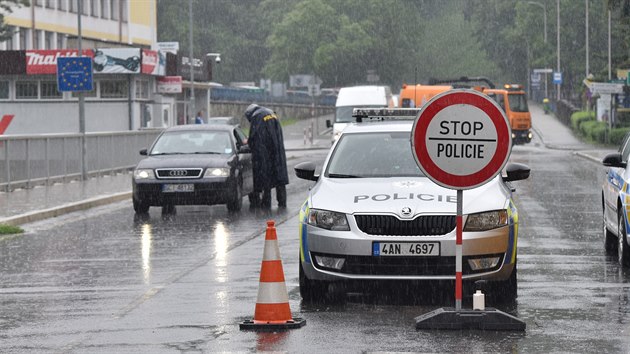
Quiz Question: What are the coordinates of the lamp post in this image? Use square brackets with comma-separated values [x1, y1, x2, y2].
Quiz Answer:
[526, 1, 547, 43]
[188, 0, 195, 122]
[205, 53, 221, 119]
[556, 0, 561, 101]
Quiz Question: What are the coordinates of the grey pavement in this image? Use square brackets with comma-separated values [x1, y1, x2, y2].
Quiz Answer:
[0, 107, 615, 226]
[0, 115, 334, 226]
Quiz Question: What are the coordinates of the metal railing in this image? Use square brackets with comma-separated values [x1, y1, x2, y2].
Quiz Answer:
[0, 130, 162, 191]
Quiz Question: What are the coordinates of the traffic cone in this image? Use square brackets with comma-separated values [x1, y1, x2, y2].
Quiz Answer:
[239, 220, 306, 331]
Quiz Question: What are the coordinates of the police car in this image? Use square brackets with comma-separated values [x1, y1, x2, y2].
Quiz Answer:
[295, 108, 530, 301]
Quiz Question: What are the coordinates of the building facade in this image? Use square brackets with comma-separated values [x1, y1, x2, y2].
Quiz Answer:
[0, 0, 170, 135]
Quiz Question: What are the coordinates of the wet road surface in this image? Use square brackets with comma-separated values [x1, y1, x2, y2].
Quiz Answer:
[2, 138, 630, 353]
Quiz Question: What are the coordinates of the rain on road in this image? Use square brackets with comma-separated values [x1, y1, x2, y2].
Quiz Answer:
[2, 138, 630, 353]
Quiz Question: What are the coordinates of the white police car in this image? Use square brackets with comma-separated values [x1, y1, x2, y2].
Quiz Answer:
[295, 109, 530, 301]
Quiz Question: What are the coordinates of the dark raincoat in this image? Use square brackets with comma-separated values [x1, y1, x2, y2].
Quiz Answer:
[244, 104, 289, 192]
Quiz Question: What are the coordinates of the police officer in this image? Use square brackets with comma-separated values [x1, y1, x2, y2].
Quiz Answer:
[244, 103, 288, 209]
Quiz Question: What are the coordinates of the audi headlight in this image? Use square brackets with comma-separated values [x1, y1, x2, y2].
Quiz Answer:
[464, 210, 508, 231]
[307, 209, 350, 231]
[204, 168, 229, 178]
[134, 169, 155, 180]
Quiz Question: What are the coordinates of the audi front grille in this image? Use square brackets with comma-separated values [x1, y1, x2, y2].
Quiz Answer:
[354, 214, 456, 236]
[155, 168, 203, 179]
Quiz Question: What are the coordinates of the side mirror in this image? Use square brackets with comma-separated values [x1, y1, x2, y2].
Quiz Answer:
[140, 148, 147, 156]
[326, 120, 332, 129]
[503, 163, 530, 182]
[295, 161, 319, 181]
[238, 144, 251, 154]
[603, 153, 626, 168]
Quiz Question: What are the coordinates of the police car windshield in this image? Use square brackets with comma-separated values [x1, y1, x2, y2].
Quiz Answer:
[326, 131, 425, 178]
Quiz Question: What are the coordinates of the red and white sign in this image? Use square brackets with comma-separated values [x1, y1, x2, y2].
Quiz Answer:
[411, 89, 511, 190]
[26, 49, 94, 75]
[157, 76, 182, 93]
[141, 49, 165, 76]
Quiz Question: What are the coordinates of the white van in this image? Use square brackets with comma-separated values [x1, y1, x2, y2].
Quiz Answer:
[326, 85, 393, 142]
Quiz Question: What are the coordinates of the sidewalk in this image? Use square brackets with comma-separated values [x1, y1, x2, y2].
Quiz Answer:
[0, 108, 613, 226]
[0, 116, 334, 226]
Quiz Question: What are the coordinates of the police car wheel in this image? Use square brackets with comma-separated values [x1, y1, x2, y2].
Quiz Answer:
[299, 258, 329, 302]
[604, 209, 616, 253]
[490, 263, 517, 304]
[618, 210, 630, 266]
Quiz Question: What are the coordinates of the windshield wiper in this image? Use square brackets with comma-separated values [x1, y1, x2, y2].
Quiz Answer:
[192, 151, 222, 155]
[150, 152, 186, 155]
[328, 173, 361, 178]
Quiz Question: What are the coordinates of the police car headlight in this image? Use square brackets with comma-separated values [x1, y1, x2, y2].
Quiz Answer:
[307, 209, 350, 231]
[464, 210, 508, 231]
[204, 168, 229, 178]
[134, 169, 155, 180]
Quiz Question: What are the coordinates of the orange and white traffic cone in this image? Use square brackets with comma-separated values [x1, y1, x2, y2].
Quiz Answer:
[240, 220, 306, 330]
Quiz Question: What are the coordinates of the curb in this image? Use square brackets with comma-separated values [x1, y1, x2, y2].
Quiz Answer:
[0, 191, 131, 226]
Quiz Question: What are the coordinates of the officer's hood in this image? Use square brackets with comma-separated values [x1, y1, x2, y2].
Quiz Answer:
[244, 103, 260, 122]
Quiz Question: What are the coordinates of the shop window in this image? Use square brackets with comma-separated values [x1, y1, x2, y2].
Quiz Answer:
[91, 0, 99, 16]
[135, 79, 150, 99]
[101, 0, 108, 18]
[69, 0, 77, 13]
[0, 81, 9, 99]
[58, 0, 67, 11]
[45, 31, 54, 49]
[41, 81, 62, 99]
[110, 0, 118, 20]
[121, 0, 128, 22]
[16, 81, 38, 99]
[46, 0, 56, 9]
[101, 80, 127, 98]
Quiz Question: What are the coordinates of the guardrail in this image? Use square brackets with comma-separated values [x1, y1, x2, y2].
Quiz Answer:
[0, 130, 162, 191]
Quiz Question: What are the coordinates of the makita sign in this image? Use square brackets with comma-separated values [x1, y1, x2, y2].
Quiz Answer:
[26, 50, 94, 74]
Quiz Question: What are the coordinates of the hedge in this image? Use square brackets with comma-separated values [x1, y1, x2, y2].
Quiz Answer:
[570, 111, 595, 131]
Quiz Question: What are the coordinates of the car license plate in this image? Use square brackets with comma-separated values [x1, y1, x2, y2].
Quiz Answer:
[372, 242, 440, 256]
[162, 184, 194, 193]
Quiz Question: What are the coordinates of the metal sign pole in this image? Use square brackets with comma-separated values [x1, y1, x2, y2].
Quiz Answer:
[455, 189, 463, 310]
[77, 0, 86, 181]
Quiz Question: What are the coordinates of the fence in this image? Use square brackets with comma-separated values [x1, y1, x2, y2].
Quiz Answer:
[0, 130, 162, 191]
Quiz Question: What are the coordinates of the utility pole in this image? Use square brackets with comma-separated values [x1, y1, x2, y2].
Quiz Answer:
[586, 0, 589, 77]
[78, 0, 86, 180]
[556, 0, 561, 101]
[188, 0, 195, 121]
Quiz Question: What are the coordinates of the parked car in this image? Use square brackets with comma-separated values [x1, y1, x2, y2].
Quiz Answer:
[132, 124, 253, 214]
[602, 133, 630, 265]
[295, 110, 530, 302]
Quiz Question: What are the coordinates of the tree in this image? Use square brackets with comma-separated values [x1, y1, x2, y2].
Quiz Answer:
[0, 0, 28, 42]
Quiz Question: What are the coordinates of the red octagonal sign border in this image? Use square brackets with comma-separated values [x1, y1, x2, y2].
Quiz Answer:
[411, 89, 512, 190]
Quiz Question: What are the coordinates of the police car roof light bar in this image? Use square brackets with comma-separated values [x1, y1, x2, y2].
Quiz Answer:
[352, 108, 420, 123]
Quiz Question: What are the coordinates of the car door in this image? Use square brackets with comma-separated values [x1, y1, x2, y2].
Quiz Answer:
[604, 134, 630, 231]
[234, 127, 254, 194]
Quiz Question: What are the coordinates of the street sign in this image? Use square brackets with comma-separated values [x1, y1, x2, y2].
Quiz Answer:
[553, 72, 562, 85]
[590, 82, 624, 95]
[533, 68, 553, 74]
[56, 57, 93, 92]
[411, 89, 512, 190]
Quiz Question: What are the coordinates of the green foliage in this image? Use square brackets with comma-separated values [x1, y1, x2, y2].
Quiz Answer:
[0, 0, 29, 41]
[571, 110, 596, 131]
[0, 223, 23, 235]
[610, 127, 630, 145]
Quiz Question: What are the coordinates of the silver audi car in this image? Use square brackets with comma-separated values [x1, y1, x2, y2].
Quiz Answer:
[295, 112, 530, 302]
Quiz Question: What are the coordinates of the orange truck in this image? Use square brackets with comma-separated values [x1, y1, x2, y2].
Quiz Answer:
[399, 77, 533, 144]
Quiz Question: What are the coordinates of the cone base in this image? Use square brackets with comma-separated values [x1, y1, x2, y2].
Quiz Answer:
[239, 317, 306, 331]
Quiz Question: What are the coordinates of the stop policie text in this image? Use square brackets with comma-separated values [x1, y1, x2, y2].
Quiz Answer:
[435, 121, 486, 159]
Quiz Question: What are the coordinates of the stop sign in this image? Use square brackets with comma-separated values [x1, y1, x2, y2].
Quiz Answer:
[411, 89, 512, 189]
